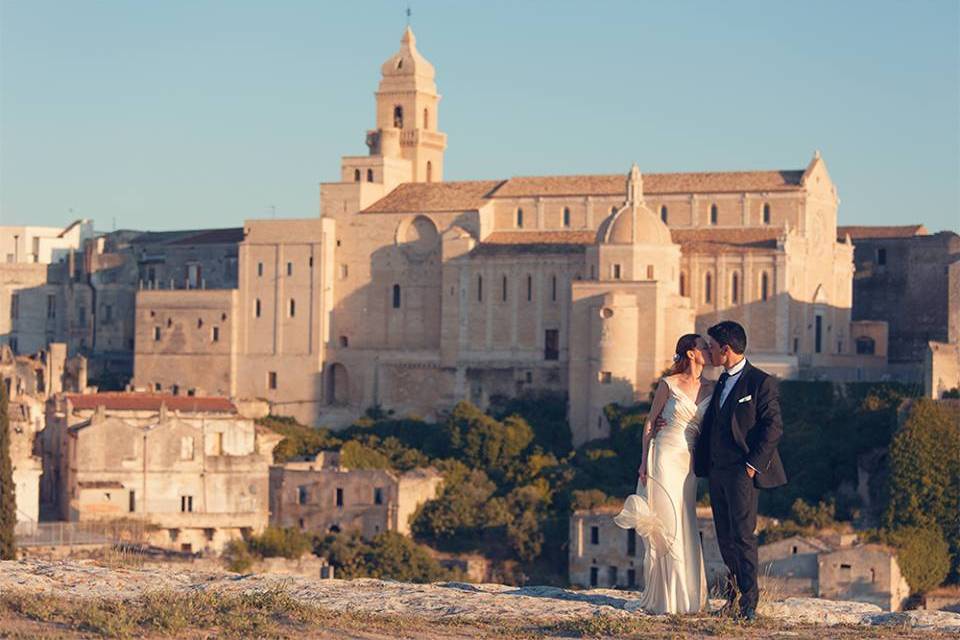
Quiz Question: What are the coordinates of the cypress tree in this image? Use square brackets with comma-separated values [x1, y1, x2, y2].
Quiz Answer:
[0, 380, 16, 559]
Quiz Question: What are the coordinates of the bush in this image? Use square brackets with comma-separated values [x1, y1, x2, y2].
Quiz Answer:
[444, 402, 534, 483]
[880, 526, 951, 594]
[411, 460, 499, 542]
[258, 416, 340, 463]
[884, 400, 960, 581]
[489, 390, 573, 457]
[247, 527, 312, 560]
[339, 440, 390, 469]
[314, 531, 453, 583]
[222, 539, 255, 573]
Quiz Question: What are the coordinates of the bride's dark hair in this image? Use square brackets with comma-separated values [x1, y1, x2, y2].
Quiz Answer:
[669, 334, 702, 375]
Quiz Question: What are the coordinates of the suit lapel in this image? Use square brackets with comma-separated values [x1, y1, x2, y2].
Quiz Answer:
[722, 361, 753, 430]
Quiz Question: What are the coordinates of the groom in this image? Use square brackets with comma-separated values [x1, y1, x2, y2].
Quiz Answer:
[694, 321, 786, 621]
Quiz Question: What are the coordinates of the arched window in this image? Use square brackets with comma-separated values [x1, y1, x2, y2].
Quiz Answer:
[353, 169, 361, 182]
[501, 275, 508, 301]
[426, 161, 433, 183]
[423, 108, 429, 129]
[763, 203, 771, 224]
[705, 273, 713, 304]
[731, 272, 739, 304]
[392, 284, 401, 309]
[477, 274, 483, 302]
[761, 272, 770, 301]
[563, 207, 571, 228]
[516, 208, 524, 228]
[393, 105, 404, 128]
[660, 205, 668, 223]
[366, 169, 374, 182]
[710, 203, 718, 225]
[679, 272, 687, 296]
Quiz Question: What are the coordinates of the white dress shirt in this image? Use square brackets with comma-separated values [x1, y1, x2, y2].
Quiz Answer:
[717, 358, 757, 473]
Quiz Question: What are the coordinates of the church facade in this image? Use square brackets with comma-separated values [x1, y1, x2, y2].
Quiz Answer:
[133, 28, 886, 444]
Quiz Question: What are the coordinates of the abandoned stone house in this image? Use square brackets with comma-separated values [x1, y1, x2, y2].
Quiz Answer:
[41, 392, 282, 553]
[125, 27, 891, 446]
[269, 451, 442, 538]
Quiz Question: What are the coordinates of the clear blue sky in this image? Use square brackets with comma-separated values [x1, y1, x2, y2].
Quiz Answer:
[1, 1, 958, 232]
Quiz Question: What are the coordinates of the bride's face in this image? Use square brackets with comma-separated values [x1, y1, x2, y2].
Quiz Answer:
[686, 338, 709, 367]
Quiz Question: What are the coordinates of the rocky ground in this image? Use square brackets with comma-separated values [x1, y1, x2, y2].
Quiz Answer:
[1, 559, 958, 638]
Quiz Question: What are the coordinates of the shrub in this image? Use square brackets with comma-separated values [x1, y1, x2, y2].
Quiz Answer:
[222, 539, 255, 573]
[489, 390, 572, 457]
[882, 526, 951, 594]
[339, 440, 390, 469]
[258, 416, 340, 463]
[247, 527, 312, 560]
[314, 531, 453, 582]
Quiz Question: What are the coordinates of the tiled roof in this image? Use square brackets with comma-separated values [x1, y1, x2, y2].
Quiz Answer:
[671, 228, 782, 255]
[473, 231, 595, 256]
[837, 225, 927, 240]
[362, 180, 503, 213]
[491, 170, 806, 198]
[65, 393, 237, 413]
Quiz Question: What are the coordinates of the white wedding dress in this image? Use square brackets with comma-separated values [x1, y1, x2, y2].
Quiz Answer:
[614, 376, 708, 614]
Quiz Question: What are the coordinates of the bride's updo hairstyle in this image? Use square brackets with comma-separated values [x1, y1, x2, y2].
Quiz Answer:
[669, 333, 701, 375]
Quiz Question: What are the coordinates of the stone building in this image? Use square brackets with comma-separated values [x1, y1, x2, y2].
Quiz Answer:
[925, 259, 960, 398]
[42, 392, 282, 553]
[269, 451, 442, 538]
[568, 505, 724, 590]
[758, 535, 834, 596]
[129, 27, 888, 444]
[1, 342, 88, 529]
[818, 544, 910, 612]
[839, 224, 960, 383]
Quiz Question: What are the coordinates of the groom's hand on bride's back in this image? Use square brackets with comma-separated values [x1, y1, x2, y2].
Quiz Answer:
[652, 416, 667, 436]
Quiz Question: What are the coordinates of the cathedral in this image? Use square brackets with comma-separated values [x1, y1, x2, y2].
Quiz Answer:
[133, 28, 887, 444]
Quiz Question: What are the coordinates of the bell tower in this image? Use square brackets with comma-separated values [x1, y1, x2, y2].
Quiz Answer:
[367, 27, 447, 183]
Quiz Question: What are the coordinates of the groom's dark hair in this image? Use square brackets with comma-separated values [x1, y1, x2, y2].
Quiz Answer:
[708, 321, 747, 355]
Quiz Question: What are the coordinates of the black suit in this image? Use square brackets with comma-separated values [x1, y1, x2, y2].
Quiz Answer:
[693, 361, 786, 611]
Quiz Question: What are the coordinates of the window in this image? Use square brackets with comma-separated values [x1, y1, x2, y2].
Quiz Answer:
[877, 248, 887, 266]
[562, 207, 571, 227]
[426, 161, 433, 182]
[608, 566, 618, 586]
[374, 488, 383, 505]
[705, 273, 713, 304]
[257, 262, 264, 277]
[590, 567, 599, 587]
[129, 491, 136, 513]
[710, 203, 718, 225]
[526, 274, 532, 301]
[516, 208, 524, 228]
[856, 336, 876, 355]
[793, 337, 799, 354]
[627, 529, 636, 556]
[501, 275, 508, 301]
[731, 272, 739, 304]
[211, 432, 223, 455]
[613, 264, 621, 280]
[680, 272, 687, 296]
[545, 329, 559, 361]
[197, 317, 204, 329]
[180, 436, 195, 460]
[477, 275, 483, 302]
[646, 265, 654, 280]
[551, 275, 557, 301]
[289, 298, 296, 317]
[815, 315, 823, 354]
[180, 496, 194, 513]
[298, 486, 308, 505]
[336, 488, 344, 507]
[393, 105, 403, 128]
[339, 264, 348, 279]
[287, 262, 293, 276]
[255, 299, 261, 318]
[339, 336, 349, 347]
[392, 284, 401, 309]
[155, 382, 162, 392]
[761, 272, 770, 301]
[47, 295, 56, 319]
[268, 371, 277, 390]
[354, 169, 361, 182]
[211, 326, 219, 342]
[9, 293, 17, 319]
[423, 107, 429, 129]
[763, 203, 771, 224]
[600, 371, 612, 384]
[154, 326, 161, 341]
[367, 169, 374, 182]
[660, 205, 668, 223]
[792, 545, 798, 555]
[590, 526, 599, 545]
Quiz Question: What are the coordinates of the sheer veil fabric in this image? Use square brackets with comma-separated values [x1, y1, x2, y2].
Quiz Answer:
[614, 376, 708, 614]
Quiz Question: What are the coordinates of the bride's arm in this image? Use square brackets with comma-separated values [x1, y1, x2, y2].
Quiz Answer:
[639, 379, 670, 485]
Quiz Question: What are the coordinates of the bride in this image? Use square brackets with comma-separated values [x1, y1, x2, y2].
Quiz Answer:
[614, 333, 713, 614]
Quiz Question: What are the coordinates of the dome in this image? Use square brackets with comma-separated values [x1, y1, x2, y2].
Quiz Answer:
[379, 27, 437, 93]
[603, 204, 674, 245]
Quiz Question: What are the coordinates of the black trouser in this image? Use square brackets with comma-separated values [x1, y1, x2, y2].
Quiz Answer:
[709, 464, 759, 610]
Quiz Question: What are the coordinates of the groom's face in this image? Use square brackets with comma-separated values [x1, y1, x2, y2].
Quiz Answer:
[706, 338, 723, 367]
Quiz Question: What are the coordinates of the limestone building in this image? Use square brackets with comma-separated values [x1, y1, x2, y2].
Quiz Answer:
[269, 451, 442, 538]
[131, 27, 888, 444]
[42, 392, 281, 553]
[818, 544, 910, 612]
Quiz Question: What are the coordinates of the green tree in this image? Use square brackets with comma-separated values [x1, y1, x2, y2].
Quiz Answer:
[361, 531, 451, 582]
[0, 381, 16, 560]
[247, 526, 312, 559]
[411, 460, 498, 542]
[222, 538, 255, 573]
[258, 415, 341, 463]
[884, 399, 960, 580]
[875, 527, 951, 594]
[489, 390, 573, 457]
[444, 402, 534, 482]
[339, 439, 391, 469]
